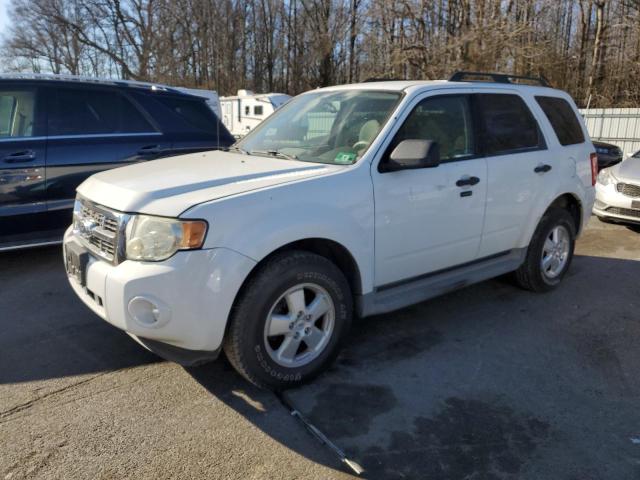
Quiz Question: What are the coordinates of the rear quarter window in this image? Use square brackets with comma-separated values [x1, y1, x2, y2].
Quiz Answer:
[535, 96, 585, 146]
[477, 94, 543, 155]
[156, 96, 223, 132]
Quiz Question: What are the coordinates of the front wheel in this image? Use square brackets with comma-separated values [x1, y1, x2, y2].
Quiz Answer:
[223, 251, 352, 390]
[514, 207, 576, 292]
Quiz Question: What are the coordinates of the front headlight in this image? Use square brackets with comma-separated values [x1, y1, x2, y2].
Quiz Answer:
[596, 168, 617, 186]
[125, 215, 208, 261]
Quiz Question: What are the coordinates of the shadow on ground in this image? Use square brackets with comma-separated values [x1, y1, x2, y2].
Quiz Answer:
[0, 247, 159, 384]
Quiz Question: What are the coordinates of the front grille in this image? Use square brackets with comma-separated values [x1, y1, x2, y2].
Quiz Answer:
[616, 183, 640, 198]
[73, 197, 126, 263]
[80, 204, 119, 233]
[606, 207, 640, 219]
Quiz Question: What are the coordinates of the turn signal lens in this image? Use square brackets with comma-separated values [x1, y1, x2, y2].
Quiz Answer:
[180, 221, 208, 249]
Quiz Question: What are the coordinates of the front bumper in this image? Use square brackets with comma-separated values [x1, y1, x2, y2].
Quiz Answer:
[63, 227, 257, 361]
[593, 182, 640, 224]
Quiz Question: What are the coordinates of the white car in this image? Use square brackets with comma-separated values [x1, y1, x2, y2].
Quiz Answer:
[594, 150, 640, 225]
[64, 72, 596, 389]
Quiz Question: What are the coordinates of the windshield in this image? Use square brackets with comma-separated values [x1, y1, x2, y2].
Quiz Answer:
[236, 90, 402, 165]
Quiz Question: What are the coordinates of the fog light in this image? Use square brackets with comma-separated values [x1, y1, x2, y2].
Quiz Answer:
[127, 296, 170, 328]
[594, 199, 607, 210]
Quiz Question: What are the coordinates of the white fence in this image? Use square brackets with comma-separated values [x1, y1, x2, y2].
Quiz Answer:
[579, 108, 640, 157]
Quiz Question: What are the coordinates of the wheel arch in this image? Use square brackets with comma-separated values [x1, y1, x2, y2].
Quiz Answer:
[547, 192, 583, 233]
[520, 191, 585, 251]
[222, 237, 363, 342]
[228, 237, 363, 322]
[269, 238, 363, 295]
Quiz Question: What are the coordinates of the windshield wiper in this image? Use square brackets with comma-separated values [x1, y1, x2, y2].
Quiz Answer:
[226, 145, 249, 155]
[249, 149, 298, 161]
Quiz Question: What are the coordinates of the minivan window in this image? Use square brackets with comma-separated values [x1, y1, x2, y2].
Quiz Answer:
[48, 88, 153, 136]
[478, 94, 542, 155]
[0, 90, 36, 138]
[156, 96, 222, 133]
[535, 96, 585, 146]
[392, 95, 475, 162]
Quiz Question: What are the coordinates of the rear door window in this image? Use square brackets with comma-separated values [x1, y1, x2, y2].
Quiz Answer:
[0, 90, 36, 138]
[48, 88, 154, 136]
[535, 96, 585, 146]
[477, 94, 543, 155]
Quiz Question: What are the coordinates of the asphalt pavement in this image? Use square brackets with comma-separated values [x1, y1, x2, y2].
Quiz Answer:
[1, 218, 639, 479]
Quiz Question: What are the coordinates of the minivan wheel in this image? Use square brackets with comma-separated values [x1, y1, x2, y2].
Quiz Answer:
[223, 251, 352, 390]
[514, 207, 576, 292]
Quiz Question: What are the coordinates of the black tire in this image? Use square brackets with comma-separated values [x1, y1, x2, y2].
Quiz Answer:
[514, 207, 576, 293]
[223, 250, 352, 390]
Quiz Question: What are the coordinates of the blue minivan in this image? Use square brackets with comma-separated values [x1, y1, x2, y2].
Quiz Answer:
[0, 74, 235, 250]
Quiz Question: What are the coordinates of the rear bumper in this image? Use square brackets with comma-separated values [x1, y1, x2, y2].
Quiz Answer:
[593, 182, 640, 224]
[63, 227, 257, 356]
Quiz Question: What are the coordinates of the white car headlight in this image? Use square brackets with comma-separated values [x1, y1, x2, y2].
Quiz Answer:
[125, 215, 208, 261]
[596, 168, 617, 186]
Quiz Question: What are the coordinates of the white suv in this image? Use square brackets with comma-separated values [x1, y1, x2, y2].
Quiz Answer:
[64, 72, 596, 389]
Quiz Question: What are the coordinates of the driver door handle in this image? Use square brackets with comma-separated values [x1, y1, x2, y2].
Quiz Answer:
[456, 176, 480, 187]
[3, 150, 36, 163]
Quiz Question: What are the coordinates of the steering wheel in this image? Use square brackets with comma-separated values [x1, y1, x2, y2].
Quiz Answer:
[352, 140, 370, 151]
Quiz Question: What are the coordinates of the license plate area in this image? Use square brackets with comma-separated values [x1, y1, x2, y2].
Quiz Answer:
[632, 200, 640, 210]
[65, 242, 89, 287]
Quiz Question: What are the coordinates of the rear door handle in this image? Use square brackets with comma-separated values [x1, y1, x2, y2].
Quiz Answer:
[3, 150, 36, 163]
[534, 164, 552, 173]
[456, 176, 480, 187]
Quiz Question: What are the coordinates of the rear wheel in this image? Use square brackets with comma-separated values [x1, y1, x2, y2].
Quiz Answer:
[515, 207, 576, 292]
[223, 251, 352, 390]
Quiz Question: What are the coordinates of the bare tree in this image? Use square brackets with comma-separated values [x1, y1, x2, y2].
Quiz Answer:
[2, 0, 640, 105]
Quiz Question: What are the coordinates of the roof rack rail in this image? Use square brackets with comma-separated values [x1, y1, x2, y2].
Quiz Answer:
[362, 77, 404, 83]
[449, 71, 551, 87]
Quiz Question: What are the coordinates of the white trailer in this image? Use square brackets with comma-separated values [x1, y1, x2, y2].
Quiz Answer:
[220, 90, 291, 137]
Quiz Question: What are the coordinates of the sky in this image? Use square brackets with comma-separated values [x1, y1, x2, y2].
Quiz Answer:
[0, 0, 9, 36]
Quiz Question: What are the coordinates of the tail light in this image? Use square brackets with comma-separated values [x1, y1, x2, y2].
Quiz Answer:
[590, 153, 598, 186]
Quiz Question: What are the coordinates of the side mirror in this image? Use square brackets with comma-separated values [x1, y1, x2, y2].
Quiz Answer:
[385, 139, 440, 171]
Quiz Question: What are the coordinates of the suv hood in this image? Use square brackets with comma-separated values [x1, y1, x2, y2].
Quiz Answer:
[613, 157, 640, 182]
[77, 151, 341, 216]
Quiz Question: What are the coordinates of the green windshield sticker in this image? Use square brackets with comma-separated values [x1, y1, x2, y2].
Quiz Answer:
[335, 152, 356, 164]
